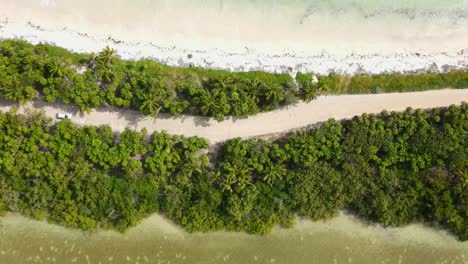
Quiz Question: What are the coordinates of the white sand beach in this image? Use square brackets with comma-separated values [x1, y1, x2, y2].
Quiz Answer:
[1, 0, 467, 74]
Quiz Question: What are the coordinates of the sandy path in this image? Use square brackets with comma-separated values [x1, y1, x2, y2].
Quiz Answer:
[1, 89, 467, 143]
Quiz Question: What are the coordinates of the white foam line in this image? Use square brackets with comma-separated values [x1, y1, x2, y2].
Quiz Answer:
[1, 17, 467, 75]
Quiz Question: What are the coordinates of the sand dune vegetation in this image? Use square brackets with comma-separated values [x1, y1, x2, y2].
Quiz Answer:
[1, 40, 467, 121]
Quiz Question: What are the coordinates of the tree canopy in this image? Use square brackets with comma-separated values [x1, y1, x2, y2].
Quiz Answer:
[0, 102, 466, 239]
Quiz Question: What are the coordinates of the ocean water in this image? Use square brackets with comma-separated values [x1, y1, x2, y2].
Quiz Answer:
[214, 0, 468, 19]
[0, 213, 467, 264]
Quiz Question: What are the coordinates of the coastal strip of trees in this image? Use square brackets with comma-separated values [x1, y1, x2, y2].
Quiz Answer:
[1, 40, 467, 120]
[0, 104, 466, 240]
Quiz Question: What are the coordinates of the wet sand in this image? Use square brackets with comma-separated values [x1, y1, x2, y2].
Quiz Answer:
[0, 212, 466, 264]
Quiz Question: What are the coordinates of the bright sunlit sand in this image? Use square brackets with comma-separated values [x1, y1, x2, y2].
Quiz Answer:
[0, 0, 467, 74]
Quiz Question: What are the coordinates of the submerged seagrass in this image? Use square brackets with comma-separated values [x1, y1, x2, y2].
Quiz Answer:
[0, 104, 466, 240]
[0, 40, 467, 120]
[1, 213, 466, 264]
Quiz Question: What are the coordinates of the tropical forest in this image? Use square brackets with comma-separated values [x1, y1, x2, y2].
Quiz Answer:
[0, 103, 466, 240]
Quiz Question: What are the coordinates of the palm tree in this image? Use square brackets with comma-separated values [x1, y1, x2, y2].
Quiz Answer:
[1, 76, 22, 101]
[196, 90, 219, 116]
[242, 79, 264, 103]
[94, 46, 117, 83]
[139, 90, 163, 118]
[300, 83, 318, 102]
[262, 160, 286, 185]
[46, 58, 64, 78]
[301, 81, 328, 102]
[78, 101, 93, 114]
[34, 44, 50, 62]
[1, 76, 37, 103]
[262, 83, 284, 102]
[179, 161, 202, 178]
[237, 165, 253, 190]
[210, 76, 235, 90]
[97, 46, 117, 65]
[218, 172, 237, 193]
[219, 161, 253, 192]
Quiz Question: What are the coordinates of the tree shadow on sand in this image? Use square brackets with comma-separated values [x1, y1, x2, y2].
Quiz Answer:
[12, 98, 304, 131]
[96, 105, 147, 130]
[31, 99, 82, 117]
[0, 98, 19, 108]
[91, 105, 214, 131]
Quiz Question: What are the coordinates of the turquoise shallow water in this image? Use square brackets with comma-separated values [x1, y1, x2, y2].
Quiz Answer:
[208, 0, 467, 19]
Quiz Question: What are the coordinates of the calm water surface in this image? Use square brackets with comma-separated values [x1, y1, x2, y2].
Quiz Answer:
[0, 213, 466, 264]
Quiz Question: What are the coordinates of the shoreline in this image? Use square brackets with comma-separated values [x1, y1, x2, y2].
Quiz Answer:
[2, 19, 467, 75]
[1, 0, 468, 75]
[1, 210, 465, 245]
[1, 211, 466, 263]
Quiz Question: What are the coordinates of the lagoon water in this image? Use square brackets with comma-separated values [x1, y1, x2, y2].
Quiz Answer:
[0, 213, 467, 264]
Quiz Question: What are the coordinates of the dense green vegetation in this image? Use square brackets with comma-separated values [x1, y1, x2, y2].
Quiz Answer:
[0, 104, 466, 240]
[1, 40, 467, 120]
[0, 40, 297, 120]
[319, 71, 468, 94]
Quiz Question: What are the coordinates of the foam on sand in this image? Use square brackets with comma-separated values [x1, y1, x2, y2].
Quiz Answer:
[0, 0, 467, 74]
